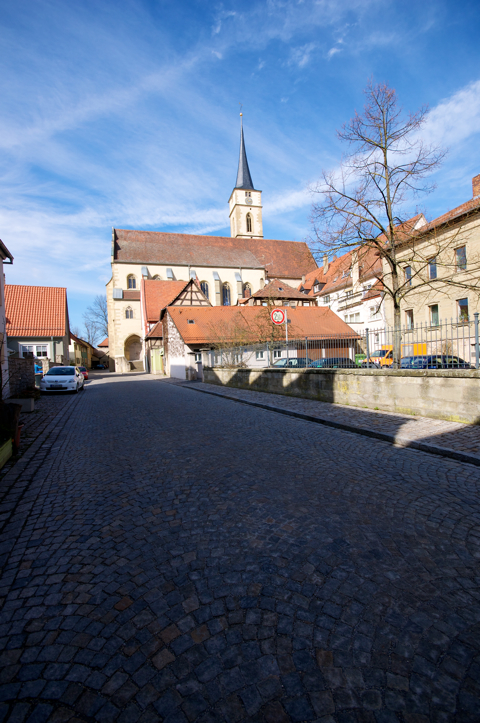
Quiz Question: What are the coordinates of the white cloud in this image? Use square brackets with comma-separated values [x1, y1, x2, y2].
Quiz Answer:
[288, 42, 317, 68]
[327, 46, 342, 59]
[423, 79, 480, 149]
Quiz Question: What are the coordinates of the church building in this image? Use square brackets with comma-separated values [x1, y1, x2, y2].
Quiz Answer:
[106, 119, 317, 372]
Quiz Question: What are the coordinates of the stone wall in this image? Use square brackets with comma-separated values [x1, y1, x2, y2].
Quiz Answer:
[7, 358, 35, 398]
[204, 367, 480, 424]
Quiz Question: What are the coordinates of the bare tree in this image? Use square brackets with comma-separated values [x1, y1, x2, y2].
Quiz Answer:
[309, 80, 472, 363]
[82, 295, 108, 346]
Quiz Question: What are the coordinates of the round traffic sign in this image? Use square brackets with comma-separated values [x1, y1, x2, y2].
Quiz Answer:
[271, 308, 286, 325]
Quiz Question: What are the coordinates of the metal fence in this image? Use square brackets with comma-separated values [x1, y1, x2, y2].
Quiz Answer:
[209, 314, 480, 370]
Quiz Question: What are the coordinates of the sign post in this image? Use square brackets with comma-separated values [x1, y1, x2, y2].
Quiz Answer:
[270, 307, 288, 364]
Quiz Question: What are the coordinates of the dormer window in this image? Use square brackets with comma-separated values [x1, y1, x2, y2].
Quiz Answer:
[187, 320, 195, 324]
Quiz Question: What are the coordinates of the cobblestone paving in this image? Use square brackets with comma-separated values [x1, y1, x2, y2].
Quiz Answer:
[0, 374, 479, 722]
[180, 381, 480, 462]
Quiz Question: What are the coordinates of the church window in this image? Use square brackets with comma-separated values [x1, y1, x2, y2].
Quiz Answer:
[125, 307, 133, 319]
[222, 283, 231, 306]
[200, 281, 209, 299]
[127, 275, 136, 289]
[246, 213, 252, 233]
[243, 283, 252, 298]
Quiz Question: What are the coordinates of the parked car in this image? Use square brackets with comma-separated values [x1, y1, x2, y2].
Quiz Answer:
[79, 366, 89, 380]
[408, 355, 473, 369]
[272, 357, 313, 368]
[308, 357, 358, 369]
[39, 366, 85, 393]
[400, 356, 416, 369]
[360, 349, 392, 368]
[96, 364, 106, 370]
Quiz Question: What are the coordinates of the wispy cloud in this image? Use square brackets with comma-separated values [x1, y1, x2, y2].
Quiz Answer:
[288, 42, 317, 68]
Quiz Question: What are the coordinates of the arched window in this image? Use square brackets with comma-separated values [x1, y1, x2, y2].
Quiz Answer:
[127, 275, 136, 289]
[246, 213, 252, 233]
[125, 307, 133, 319]
[222, 283, 231, 306]
[152, 275, 161, 280]
[200, 281, 209, 299]
[243, 283, 252, 298]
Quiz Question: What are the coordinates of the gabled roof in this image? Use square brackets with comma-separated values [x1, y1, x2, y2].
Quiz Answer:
[70, 333, 96, 350]
[113, 230, 317, 279]
[250, 278, 309, 301]
[167, 305, 357, 345]
[0, 239, 13, 264]
[98, 337, 109, 347]
[143, 280, 189, 323]
[146, 321, 163, 339]
[235, 120, 254, 190]
[5, 285, 68, 337]
[300, 246, 383, 297]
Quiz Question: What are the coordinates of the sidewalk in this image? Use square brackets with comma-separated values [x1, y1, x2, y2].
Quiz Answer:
[178, 380, 480, 467]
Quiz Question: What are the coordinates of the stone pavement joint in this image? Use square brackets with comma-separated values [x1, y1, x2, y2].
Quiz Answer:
[178, 380, 480, 468]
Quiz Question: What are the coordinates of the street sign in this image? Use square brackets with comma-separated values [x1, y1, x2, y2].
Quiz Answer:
[271, 308, 286, 325]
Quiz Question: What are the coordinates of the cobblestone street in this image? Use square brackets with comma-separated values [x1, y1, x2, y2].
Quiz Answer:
[0, 373, 480, 722]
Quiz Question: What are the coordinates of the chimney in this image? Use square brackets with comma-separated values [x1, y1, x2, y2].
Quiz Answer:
[323, 254, 329, 275]
[473, 174, 480, 199]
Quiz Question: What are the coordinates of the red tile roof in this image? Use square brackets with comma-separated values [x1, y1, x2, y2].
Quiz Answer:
[98, 337, 109, 347]
[167, 305, 357, 345]
[5, 285, 68, 337]
[123, 290, 141, 300]
[143, 280, 189, 322]
[300, 246, 382, 297]
[113, 229, 317, 279]
[250, 278, 310, 301]
[146, 321, 163, 339]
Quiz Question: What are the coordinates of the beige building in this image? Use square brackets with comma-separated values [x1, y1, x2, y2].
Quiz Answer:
[107, 122, 317, 372]
[383, 174, 480, 329]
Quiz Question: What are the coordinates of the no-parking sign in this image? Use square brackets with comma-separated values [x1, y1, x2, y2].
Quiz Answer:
[271, 308, 286, 325]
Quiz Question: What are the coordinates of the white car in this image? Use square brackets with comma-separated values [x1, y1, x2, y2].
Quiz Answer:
[40, 366, 85, 393]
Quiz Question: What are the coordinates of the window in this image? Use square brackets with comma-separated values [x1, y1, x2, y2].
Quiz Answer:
[404, 266, 412, 286]
[214, 354, 221, 364]
[458, 298, 469, 322]
[369, 306, 379, 320]
[256, 351, 264, 360]
[429, 304, 439, 326]
[243, 283, 252, 298]
[346, 290, 353, 298]
[153, 275, 161, 280]
[428, 258, 437, 280]
[200, 281, 209, 299]
[222, 283, 231, 306]
[195, 353, 202, 362]
[323, 295, 330, 305]
[246, 213, 252, 233]
[245, 191, 252, 202]
[283, 301, 289, 306]
[405, 309, 414, 330]
[347, 313, 360, 323]
[187, 320, 195, 324]
[127, 275, 136, 289]
[456, 246, 467, 271]
[21, 345, 34, 358]
[273, 350, 282, 359]
[36, 345, 48, 357]
[125, 307, 133, 319]
[314, 284, 320, 293]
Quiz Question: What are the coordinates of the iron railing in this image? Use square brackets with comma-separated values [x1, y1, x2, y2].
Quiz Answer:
[209, 314, 480, 370]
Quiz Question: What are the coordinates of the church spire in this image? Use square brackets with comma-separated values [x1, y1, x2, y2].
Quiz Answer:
[235, 114, 254, 190]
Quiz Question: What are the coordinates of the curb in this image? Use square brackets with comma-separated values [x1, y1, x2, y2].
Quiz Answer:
[179, 382, 480, 469]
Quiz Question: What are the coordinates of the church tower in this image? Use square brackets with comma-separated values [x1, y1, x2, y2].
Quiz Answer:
[229, 115, 263, 238]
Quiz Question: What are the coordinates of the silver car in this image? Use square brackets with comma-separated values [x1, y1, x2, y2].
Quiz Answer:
[40, 366, 85, 393]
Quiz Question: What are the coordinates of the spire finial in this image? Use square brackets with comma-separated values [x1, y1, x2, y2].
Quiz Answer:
[235, 110, 254, 190]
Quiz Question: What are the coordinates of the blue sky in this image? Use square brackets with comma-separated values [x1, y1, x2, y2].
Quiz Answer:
[1, 0, 480, 333]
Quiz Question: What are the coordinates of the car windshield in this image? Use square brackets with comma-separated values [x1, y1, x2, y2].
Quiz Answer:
[370, 350, 387, 357]
[79, 367, 86, 371]
[46, 367, 75, 376]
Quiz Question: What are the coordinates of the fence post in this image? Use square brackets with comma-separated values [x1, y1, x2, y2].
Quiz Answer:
[266, 341, 270, 367]
[475, 313, 479, 370]
[305, 337, 308, 363]
[365, 327, 370, 369]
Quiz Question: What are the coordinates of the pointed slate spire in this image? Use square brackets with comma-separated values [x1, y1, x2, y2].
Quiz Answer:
[235, 114, 254, 190]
